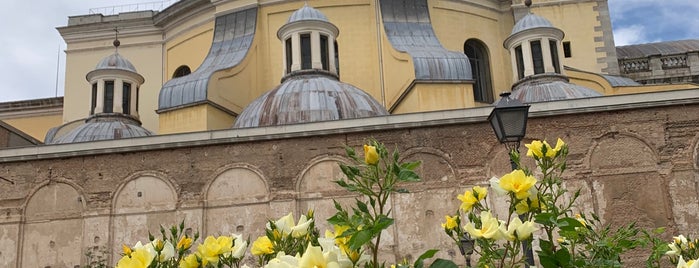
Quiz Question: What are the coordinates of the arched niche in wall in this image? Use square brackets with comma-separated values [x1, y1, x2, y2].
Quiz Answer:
[204, 164, 270, 237]
[21, 181, 84, 267]
[588, 133, 667, 228]
[111, 174, 177, 258]
[296, 155, 352, 232]
[391, 147, 461, 262]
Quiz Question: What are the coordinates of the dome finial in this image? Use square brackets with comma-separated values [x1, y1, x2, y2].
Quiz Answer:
[113, 27, 121, 52]
[524, 0, 532, 8]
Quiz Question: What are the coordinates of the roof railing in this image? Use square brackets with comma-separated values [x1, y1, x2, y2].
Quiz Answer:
[88, 0, 177, 15]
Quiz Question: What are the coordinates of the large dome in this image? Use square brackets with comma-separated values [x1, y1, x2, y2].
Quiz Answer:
[510, 74, 602, 103]
[511, 13, 555, 35]
[49, 116, 153, 144]
[233, 74, 388, 128]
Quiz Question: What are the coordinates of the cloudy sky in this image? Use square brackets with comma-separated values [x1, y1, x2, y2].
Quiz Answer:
[0, 0, 698, 102]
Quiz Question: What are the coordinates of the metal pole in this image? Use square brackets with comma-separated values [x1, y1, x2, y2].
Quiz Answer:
[510, 145, 535, 266]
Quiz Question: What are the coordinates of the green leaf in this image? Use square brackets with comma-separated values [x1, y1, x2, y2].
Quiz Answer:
[428, 259, 458, 268]
[398, 169, 421, 182]
[413, 249, 439, 268]
[348, 230, 373, 250]
[372, 216, 394, 232]
[554, 247, 571, 266]
[557, 217, 584, 232]
[356, 199, 370, 214]
[534, 213, 557, 226]
[400, 161, 421, 170]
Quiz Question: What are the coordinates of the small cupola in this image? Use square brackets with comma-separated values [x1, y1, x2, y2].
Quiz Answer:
[277, 3, 340, 78]
[85, 34, 145, 117]
[504, 0, 565, 82]
[45, 32, 153, 144]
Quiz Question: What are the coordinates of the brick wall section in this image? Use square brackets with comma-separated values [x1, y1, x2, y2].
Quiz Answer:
[1, 103, 699, 266]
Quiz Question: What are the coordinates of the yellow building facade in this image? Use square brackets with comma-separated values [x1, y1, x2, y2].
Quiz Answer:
[50, 0, 625, 136]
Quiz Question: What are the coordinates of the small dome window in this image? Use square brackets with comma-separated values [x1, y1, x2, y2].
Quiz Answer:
[173, 65, 191, 78]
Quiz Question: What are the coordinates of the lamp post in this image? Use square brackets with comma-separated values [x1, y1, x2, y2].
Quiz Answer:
[487, 91, 534, 265]
[458, 234, 475, 266]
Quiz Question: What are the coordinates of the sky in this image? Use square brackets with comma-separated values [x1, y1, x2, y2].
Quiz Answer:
[0, 0, 698, 103]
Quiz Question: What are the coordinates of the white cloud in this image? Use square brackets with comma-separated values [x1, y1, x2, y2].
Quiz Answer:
[613, 25, 649, 46]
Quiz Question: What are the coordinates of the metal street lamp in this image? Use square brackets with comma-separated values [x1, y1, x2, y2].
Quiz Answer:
[488, 92, 529, 152]
[488, 91, 534, 265]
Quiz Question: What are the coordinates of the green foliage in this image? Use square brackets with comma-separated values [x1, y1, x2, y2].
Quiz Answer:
[332, 139, 444, 268]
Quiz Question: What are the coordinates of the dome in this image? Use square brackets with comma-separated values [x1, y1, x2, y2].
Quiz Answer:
[233, 73, 388, 128]
[287, 4, 329, 23]
[511, 13, 555, 35]
[510, 74, 602, 103]
[94, 52, 138, 73]
[49, 116, 153, 144]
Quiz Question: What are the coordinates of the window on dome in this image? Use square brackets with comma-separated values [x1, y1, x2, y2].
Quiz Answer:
[464, 39, 493, 103]
[91, 83, 97, 115]
[136, 87, 140, 112]
[320, 34, 329, 71]
[285, 38, 293, 74]
[301, 34, 312, 69]
[123, 82, 131, 115]
[173, 65, 191, 78]
[531, 40, 544, 74]
[104, 81, 114, 113]
[334, 41, 340, 76]
[515, 45, 524, 80]
[549, 40, 561, 73]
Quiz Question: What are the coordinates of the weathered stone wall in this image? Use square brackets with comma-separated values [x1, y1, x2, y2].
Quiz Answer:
[1, 102, 699, 267]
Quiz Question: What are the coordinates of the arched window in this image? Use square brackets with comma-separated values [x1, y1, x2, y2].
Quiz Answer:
[173, 65, 191, 78]
[464, 39, 493, 103]
[104, 81, 114, 113]
[300, 33, 312, 69]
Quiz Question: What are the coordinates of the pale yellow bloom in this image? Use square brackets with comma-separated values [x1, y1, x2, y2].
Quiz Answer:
[229, 233, 248, 259]
[515, 220, 538, 240]
[676, 256, 699, 268]
[364, 144, 379, 165]
[464, 211, 501, 240]
[499, 170, 537, 199]
[266, 252, 300, 268]
[441, 215, 458, 230]
[116, 247, 154, 268]
[499, 217, 522, 241]
[152, 240, 175, 262]
[299, 244, 341, 268]
[291, 214, 313, 238]
[272, 212, 296, 236]
[515, 194, 542, 215]
[197, 236, 233, 265]
[251, 235, 274, 256]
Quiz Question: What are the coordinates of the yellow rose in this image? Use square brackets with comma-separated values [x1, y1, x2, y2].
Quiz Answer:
[441, 215, 458, 230]
[177, 236, 193, 251]
[499, 169, 537, 199]
[116, 247, 153, 268]
[363, 144, 379, 165]
[525, 140, 545, 158]
[515, 195, 542, 215]
[122, 244, 132, 256]
[473, 186, 488, 201]
[457, 189, 478, 212]
[251, 236, 274, 256]
[179, 254, 200, 268]
[197, 236, 233, 265]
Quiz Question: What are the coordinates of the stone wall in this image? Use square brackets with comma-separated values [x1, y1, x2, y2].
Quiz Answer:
[1, 100, 699, 267]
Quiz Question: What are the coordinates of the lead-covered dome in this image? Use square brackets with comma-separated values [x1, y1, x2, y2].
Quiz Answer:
[94, 52, 138, 73]
[510, 74, 602, 103]
[49, 115, 153, 144]
[287, 3, 329, 23]
[233, 73, 388, 128]
[511, 12, 555, 35]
